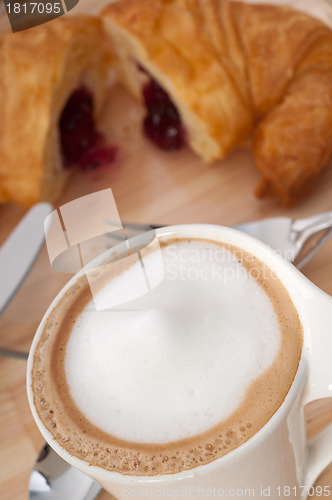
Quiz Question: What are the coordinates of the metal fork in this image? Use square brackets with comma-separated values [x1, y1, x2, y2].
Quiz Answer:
[106, 210, 332, 270]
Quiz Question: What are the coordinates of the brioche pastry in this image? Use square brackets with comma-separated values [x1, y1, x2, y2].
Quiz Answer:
[0, 16, 110, 207]
[102, 0, 332, 205]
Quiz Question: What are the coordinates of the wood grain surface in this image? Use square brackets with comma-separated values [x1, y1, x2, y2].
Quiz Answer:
[1, 2, 332, 500]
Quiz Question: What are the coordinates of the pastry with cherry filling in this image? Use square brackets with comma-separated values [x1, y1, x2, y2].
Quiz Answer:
[102, 0, 253, 163]
[0, 16, 116, 207]
[102, 0, 332, 205]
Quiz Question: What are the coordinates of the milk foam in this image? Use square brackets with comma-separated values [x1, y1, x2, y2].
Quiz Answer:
[65, 240, 281, 443]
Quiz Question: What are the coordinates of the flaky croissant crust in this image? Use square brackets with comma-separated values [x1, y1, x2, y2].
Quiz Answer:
[103, 0, 332, 205]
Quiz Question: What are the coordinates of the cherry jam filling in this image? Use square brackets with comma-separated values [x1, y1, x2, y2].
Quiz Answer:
[59, 87, 117, 171]
[142, 79, 185, 151]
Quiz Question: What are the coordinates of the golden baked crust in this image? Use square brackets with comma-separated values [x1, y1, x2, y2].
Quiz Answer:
[102, 0, 332, 205]
[253, 23, 332, 205]
[0, 16, 108, 207]
[102, 0, 253, 163]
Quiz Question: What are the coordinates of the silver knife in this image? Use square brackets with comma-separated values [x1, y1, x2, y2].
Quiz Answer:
[0, 202, 53, 315]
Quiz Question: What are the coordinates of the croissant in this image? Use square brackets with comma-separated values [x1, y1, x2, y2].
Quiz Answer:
[102, 0, 332, 205]
[0, 16, 110, 207]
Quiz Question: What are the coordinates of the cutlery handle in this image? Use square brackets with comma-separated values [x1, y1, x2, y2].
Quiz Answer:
[0, 348, 28, 360]
[0, 203, 53, 315]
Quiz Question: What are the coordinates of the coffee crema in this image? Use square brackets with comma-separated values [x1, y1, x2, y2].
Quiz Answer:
[31, 238, 303, 475]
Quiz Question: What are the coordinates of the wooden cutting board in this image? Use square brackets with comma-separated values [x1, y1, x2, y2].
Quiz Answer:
[0, 3, 332, 500]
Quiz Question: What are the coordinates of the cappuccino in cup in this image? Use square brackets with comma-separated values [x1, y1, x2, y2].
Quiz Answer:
[30, 236, 302, 476]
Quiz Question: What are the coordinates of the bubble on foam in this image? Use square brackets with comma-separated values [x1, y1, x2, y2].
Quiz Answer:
[65, 241, 281, 443]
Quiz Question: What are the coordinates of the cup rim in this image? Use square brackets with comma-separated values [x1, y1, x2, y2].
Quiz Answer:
[26, 223, 313, 484]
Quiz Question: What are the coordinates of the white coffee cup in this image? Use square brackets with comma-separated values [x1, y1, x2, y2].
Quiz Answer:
[27, 224, 332, 499]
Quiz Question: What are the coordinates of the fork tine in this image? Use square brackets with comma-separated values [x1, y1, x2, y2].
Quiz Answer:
[294, 227, 332, 269]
